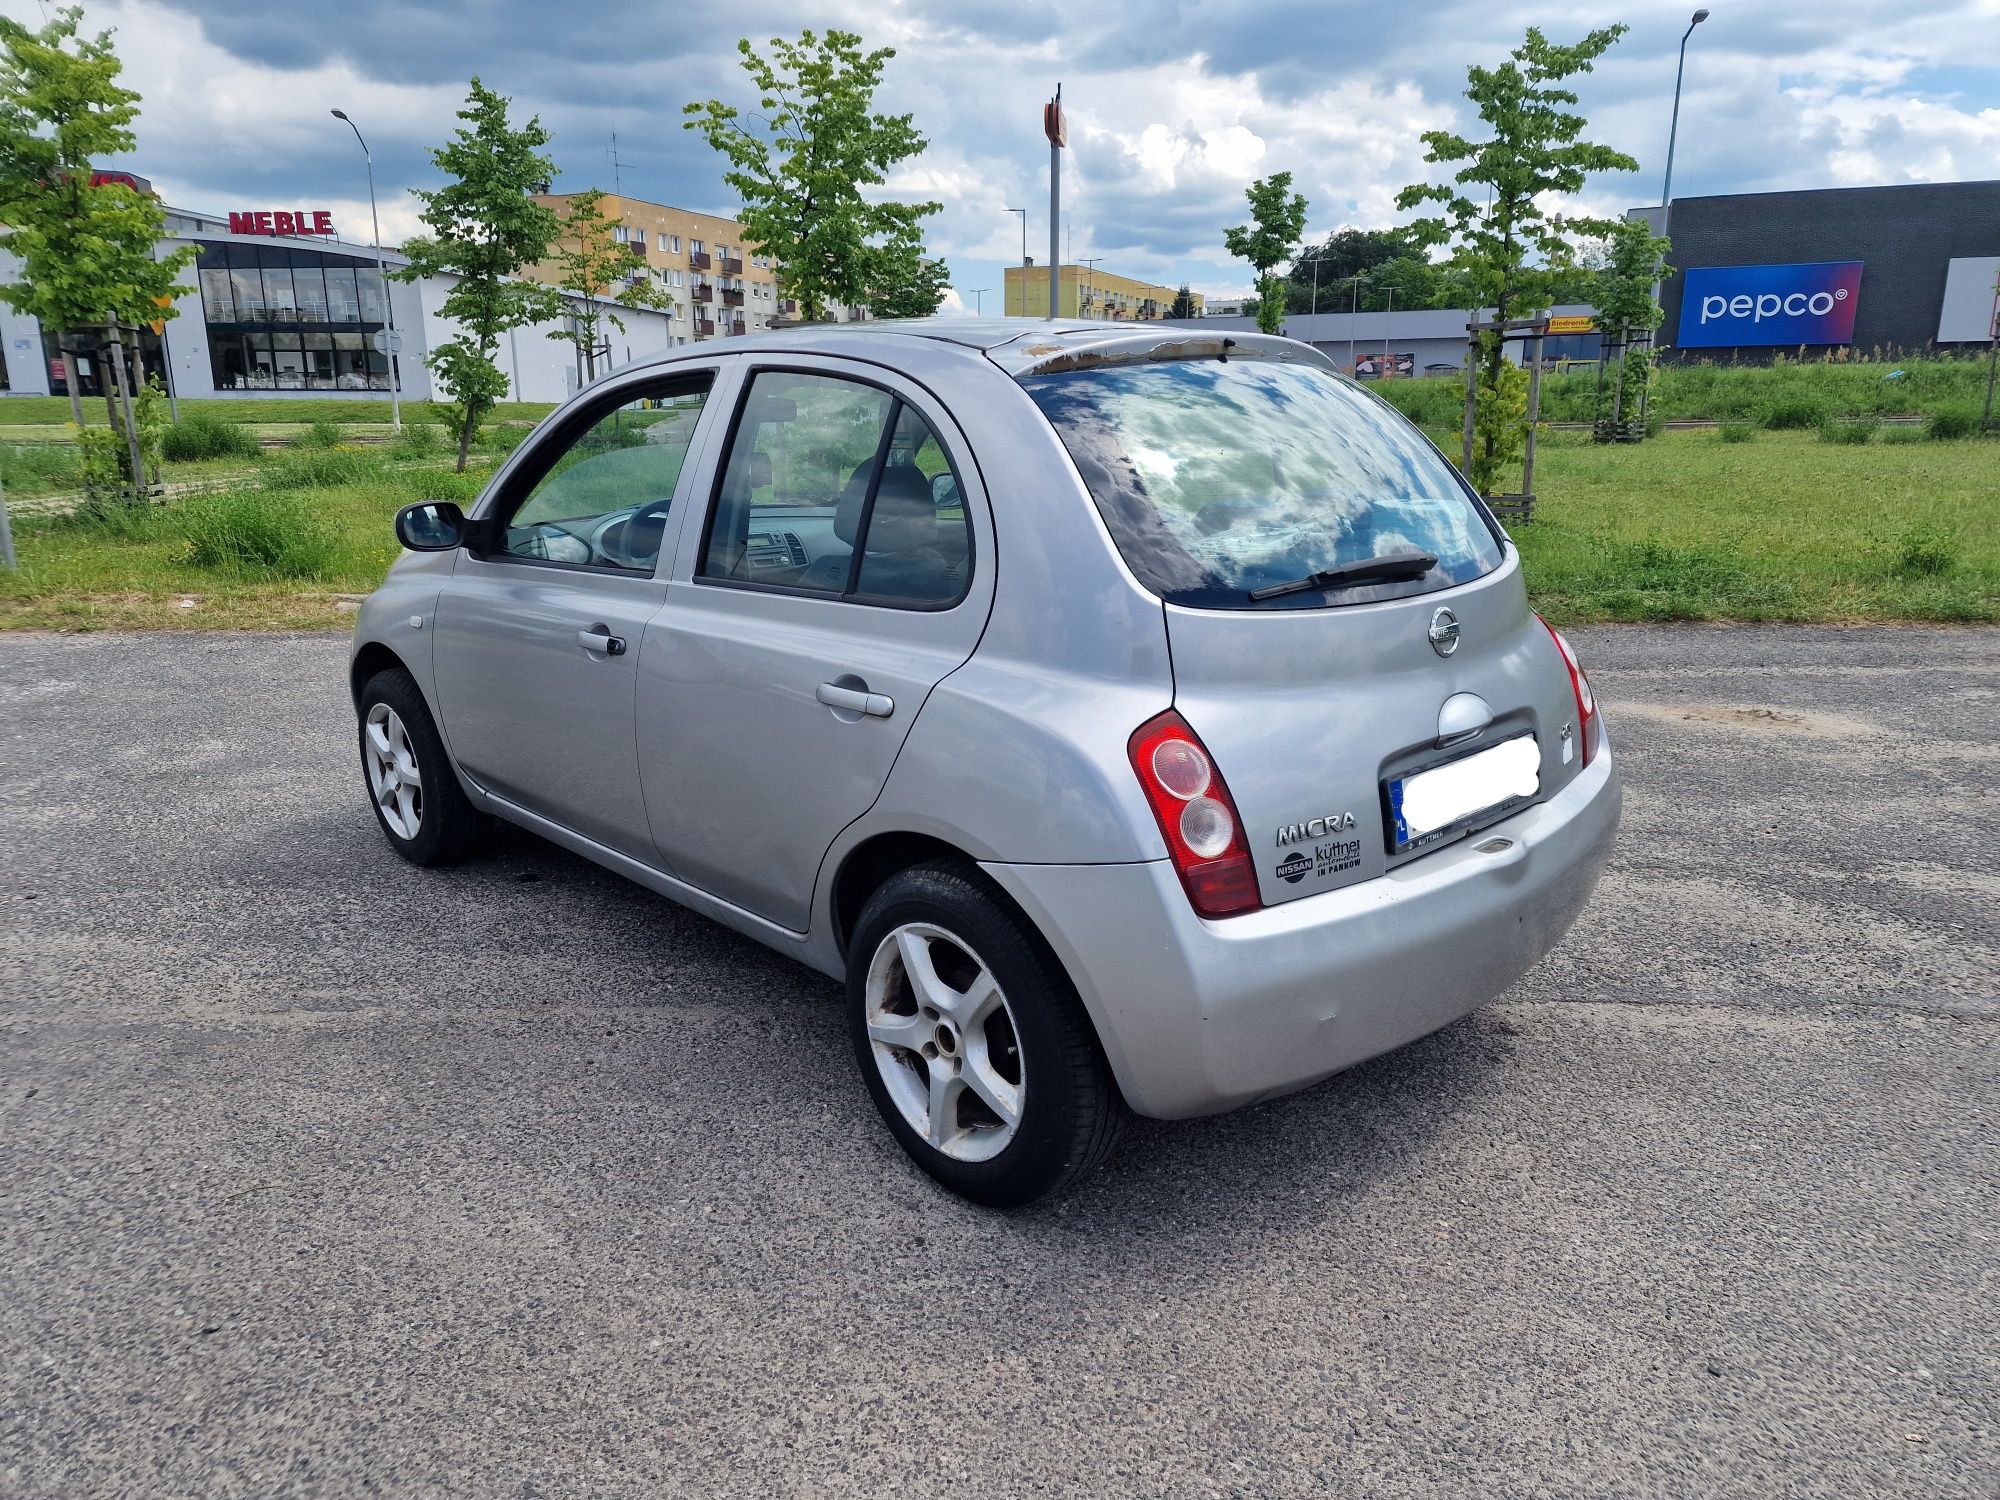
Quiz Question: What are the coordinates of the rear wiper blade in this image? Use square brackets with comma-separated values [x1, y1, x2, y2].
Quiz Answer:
[1248, 551, 1439, 602]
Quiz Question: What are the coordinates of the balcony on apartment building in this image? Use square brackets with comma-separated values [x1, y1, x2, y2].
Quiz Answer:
[721, 287, 744, 307]
[689, 249, 712, 270]
[778, 298, 798, 315]
[719, 254, 744, 276]
[728, 320, 748, 336]
[690, 282, 714, 304]
[694, 317, 716, 336]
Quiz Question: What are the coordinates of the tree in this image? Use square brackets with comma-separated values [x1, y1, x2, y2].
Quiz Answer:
[684, 30, 940, 322]
[397, 77, 563, 471]
[862, 239, 949, 318]
[1286, 227, 1416, 312]
[544, 188, 673, 384]
[1590, 216, 1671, 441]
[0, 5, 192, 492]
[1169, 283, 1197, 319]
[1222, 171, 1308, 334]
[1396, 25, 1638, 494]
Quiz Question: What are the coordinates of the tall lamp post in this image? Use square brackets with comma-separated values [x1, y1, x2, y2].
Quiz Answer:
[968, 288, 989, 316]
[1003, 207, 1027, 314]
[1659, 9, 1709, 242]
[1080, 257, 1105, 319]
[331, 108, 403, 431]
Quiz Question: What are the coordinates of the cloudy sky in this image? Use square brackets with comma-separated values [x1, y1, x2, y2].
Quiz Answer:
[10, 0, 1998, 312]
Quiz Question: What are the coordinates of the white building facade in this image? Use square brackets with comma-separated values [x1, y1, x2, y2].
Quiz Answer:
[0, 203, 677, 405]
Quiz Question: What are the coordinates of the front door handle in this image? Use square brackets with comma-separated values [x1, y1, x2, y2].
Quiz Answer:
[817, 682, 894, 718]
[576, 626, 626, 657]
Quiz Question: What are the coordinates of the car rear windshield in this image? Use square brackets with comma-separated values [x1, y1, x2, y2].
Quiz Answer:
[1018, 356, 1505, 609]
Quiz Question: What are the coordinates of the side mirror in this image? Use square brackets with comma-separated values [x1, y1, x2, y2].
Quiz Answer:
[930, 472, 960, 507]
[395, 500, 466, 552]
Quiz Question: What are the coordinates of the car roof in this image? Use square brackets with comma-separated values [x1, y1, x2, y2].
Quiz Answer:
[603, 318, 1330, 385]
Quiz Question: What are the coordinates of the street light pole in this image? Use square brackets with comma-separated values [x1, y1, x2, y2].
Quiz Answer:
[968, 288, 989, 316]
[1004, 207, 1027, 314]
[331, 108, 402, 432]
[1080, 257, 1105, 320]
[1660, 9, 1709, 243]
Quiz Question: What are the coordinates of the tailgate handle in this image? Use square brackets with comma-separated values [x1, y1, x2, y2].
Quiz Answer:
[817, 682, 894, 718]
[1436, 692, 1493, 746]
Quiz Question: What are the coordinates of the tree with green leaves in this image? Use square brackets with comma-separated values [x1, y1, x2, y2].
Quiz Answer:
[544, 188, 673, 384]
[1591, 215, 1671, 441]
[1168, 283, 1197, 319]
[1223, 172, 1308, 334]
[862, 238, 949, 318]
[397, 77, 563, 471]
[684, 30, 940, 322]
[0, 5, 192, 492]
[1396, 25, 1637, 493]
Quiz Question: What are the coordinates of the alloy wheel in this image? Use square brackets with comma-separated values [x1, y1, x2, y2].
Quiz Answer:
[863, 922, 1024, 1162]
[364, 702, 423, 840]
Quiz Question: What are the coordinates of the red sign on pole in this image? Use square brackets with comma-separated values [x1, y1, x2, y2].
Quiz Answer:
[228, 210, 336, 237]
[1043, 98, 1067, 148]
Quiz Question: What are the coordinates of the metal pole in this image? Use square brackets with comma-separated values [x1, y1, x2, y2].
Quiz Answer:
[1348, 278, 1359, 374]
[1655, 11, 1708, 332]
[1310, 255, 1319, 315]
[1522, 330, 1545, 501]
[1461, 332, 1479, 478]
[1048, 96, 1061, 319]
[1382, 287, 1394, 371]
[335, 111, 401, 431]
[0, 473, 14, 570]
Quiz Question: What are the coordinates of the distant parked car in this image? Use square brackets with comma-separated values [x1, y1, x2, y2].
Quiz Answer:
[1425, 362, 1462, 375]
[351, 320, 1621, 1205]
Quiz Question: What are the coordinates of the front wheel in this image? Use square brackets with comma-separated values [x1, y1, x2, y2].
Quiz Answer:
[847, 861, 1122, 1207]
[357, 667, 484, 866]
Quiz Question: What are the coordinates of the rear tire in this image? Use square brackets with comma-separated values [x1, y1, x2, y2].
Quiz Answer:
[357, 667, 484, 867]
[847, 860, 1122, 1206]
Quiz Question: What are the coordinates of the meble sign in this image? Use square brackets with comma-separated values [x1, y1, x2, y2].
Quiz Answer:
[1676, 261, 1863, 348]
[228, 209, 336, 238]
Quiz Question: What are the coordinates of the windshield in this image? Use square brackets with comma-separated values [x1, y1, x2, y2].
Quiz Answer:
[1019, 357, 1505, 609]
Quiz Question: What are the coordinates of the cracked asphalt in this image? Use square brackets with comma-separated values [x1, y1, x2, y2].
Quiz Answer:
[2, 625, 1995, 1499]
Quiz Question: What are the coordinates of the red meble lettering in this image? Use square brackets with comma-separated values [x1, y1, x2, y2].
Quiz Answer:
[228, 211, 253, 234]
[274, 210, 296, 235]
[312, 211, 333, 235]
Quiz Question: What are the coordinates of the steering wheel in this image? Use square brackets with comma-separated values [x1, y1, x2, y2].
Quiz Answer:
[590, 497, 675, 570]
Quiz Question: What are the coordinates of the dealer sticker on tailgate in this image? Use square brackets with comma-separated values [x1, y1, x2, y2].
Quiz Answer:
[1386, 734, 1540, 854]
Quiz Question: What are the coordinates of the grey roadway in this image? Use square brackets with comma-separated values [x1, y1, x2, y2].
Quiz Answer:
[2, 626, 1994, 1499]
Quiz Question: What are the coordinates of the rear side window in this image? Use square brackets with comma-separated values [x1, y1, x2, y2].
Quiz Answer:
[700, 370, 970, 609]
[1019, 357, 1504, 609]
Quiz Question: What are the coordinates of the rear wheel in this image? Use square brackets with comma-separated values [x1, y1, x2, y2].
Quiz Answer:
[847, 861, 1121, 1206]
[357, 667, 484, 866]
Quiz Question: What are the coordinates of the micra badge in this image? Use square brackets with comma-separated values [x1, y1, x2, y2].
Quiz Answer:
[1277, 812, 1354, 846]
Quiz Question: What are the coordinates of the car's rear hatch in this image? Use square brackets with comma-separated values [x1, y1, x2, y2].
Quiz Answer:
[1166, 553, 1583, 906]
[1011, 334, 1588, 908]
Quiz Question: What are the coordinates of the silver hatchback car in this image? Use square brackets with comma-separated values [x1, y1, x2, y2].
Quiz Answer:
[352, 320, 1621, 1205]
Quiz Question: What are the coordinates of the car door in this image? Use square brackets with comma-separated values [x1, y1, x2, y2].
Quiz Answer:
[638, 359, 994, 929]
[431, 365, 729, 860]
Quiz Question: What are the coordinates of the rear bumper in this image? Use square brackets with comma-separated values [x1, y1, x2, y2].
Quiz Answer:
[979, 744, 1622, 1119]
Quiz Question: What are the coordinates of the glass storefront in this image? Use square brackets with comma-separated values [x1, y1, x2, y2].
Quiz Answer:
[196, 240, 393, 391]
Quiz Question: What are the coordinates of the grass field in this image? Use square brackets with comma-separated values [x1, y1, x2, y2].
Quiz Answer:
[1, 425, 1991, 632]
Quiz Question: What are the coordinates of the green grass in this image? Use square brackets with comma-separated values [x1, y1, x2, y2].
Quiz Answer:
[0, 395, 558, 427]
[1, 430, 1992, 631]
[1375, 354, 1993, 428]
[1513, 430, 1997, 623]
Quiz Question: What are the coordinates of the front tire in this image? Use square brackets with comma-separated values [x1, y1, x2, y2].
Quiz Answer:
[357, 667, 484, 866]
[847, 861, 1122, 1206]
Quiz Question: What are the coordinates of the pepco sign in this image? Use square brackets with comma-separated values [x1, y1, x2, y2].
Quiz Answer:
[1677, 261, 1863, 348]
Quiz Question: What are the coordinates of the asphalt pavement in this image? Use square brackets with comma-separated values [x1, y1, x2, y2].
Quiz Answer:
[3, 625, 1995, 1499]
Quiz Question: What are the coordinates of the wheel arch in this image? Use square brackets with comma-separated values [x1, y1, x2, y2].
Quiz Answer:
[350, 641, 408, 707]
[829, 831, 971, 961]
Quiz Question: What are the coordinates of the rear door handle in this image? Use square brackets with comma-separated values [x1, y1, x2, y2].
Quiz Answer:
[817, 682, 894, 718]
[576, 627, 626, 657]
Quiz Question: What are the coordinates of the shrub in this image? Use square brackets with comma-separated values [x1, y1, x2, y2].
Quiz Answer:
[1759, 396, 1825, 430]
[159, 411, 262, 463]
[1924, 404, 1981, 440]
[261, 448, 374, 491]
[1881, 424, 1926, 444]
[1818, 419, 1875, 444]
[1716, 422, 1757, 443]
[389, 420, 443, 459]
[292, 417, 347, 449]
[1893, 524, 1961, 577]
[176, 489, 337, 577]
[475, 421, 533, 456]
[390, 464, 483, 506]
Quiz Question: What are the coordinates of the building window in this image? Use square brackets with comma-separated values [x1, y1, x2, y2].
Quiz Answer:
[670, 234, 680, 253]
[195, 239, 392, 391]
[632, 228, 647, 250]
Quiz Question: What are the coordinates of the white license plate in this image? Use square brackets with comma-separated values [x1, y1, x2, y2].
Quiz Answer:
[1387, 734, 1540, 853]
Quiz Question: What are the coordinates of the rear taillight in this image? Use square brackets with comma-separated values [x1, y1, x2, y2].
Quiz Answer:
[1537, 614, 1598, 767]
[1128, 710, 1261, 919]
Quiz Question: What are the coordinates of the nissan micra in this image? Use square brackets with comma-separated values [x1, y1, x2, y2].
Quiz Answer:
[352, 320, 1621, 1205]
